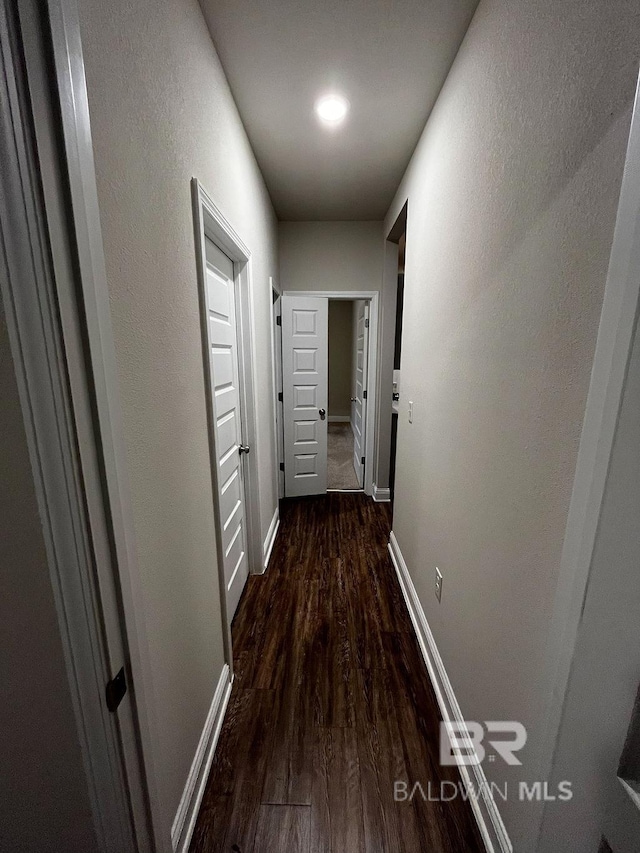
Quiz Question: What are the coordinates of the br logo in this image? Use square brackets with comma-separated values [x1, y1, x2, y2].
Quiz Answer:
[440, 721, 527, 766]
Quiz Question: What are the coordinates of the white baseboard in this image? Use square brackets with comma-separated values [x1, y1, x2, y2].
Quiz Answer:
[171, 664, 233, 853]
[328, 414, 350, 422]
[262, 504, 280, 571]
[372, 484, 391, 502]
[388, 532, 512, 853]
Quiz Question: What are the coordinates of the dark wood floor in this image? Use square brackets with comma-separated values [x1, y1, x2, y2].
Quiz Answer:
[190, 493, 484, 853]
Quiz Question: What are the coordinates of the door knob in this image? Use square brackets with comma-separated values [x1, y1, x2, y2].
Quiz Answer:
[238, 444, 250, 454]
[319, 408, 326, 420]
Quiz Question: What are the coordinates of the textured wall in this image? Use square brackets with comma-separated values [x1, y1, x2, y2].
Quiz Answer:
[328, 300, 354, 417]
[384, 0, 640, 847]
[279, 221, 382, 292]
[77, 0, 279, 829]
[0, 307, 97, 851]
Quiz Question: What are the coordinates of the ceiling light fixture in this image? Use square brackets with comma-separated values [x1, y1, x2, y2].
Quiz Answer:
[314, 93, 349, 127]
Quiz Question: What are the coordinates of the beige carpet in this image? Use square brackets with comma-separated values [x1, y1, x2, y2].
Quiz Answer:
[327, 422, 360, 489]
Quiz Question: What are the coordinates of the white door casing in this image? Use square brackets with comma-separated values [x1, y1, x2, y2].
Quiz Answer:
[353, 301, 369, 488]
[272, 294, 285, 499]
[281, 290, 378, 497]
[0, 5, 143, 846]
[205, 238, 250, 618]
[282, 295, 328, 497]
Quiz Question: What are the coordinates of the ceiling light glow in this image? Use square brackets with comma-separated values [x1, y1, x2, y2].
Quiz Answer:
[315, 94, 349, 126]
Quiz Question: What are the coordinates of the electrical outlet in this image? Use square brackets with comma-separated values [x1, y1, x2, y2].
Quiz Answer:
[408, 401, 414, 423]
[435, 567, 443, 603]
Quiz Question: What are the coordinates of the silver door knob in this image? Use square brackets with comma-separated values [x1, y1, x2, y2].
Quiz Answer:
[350, 397, 356, 402]
[238, 444, 250, 454]
[319, 408, 326, 420]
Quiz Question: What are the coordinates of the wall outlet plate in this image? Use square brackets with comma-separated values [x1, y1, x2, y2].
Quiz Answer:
[435, 567, 443, 603]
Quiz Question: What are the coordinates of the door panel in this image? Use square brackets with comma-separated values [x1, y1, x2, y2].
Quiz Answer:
[282, 295, 328, 497]
[353, 301, 369, 488]
[205, 237, 249, 619]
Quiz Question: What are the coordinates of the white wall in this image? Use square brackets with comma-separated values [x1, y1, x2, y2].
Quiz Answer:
[0, 306, 97, 852]
[77, 0, 279, 834]
[279, 221, 382, 292]
[383, 0, 640, 847]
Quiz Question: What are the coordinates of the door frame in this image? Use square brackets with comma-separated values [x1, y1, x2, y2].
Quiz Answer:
[352, 299, 370, 489]
[282, 290, 379, 496]
[376, 203, 407, 504]
[191, 179, 263, 650]
[269, 278, 285, 500]
[535, 71, 640, 847]
[1, 0, 157, 849]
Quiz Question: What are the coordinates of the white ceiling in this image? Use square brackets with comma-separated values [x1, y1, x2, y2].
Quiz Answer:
[199, 0, 479, 221]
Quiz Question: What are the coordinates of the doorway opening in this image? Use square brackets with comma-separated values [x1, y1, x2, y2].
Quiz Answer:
[278, 291, 378, 498]
[389, 233, 405, 504]
[386, 204, 407, 507]
[327, 299, 361, 491]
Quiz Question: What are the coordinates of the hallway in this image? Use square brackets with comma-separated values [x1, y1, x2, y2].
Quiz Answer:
[190, 494, 483, 852]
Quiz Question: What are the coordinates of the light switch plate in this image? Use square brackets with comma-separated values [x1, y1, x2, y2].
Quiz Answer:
[408, 401, 414, 423]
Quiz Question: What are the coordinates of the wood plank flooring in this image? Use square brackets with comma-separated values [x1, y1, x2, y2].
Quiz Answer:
[190, 493, 484, 853]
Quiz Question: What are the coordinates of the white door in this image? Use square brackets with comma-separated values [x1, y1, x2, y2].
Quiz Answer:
[352, 301, 369, 488]
[282, 295, 328, 497]
[205, 237, 249, 619]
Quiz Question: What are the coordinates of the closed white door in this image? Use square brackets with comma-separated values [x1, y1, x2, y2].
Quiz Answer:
[282, 295, 328, 497]
[352, 301, 369, 488]
[205, 237, 249, 619]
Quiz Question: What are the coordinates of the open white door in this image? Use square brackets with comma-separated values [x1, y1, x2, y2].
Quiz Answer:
[205, 238, 250, 618]
[282, 295, 328, 497]
[352, 301, 369, 488]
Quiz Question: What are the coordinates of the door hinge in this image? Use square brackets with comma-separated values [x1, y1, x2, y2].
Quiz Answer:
[365, 318, 369, 328]
[363, 390, 367, 399]
[105, 667, 127, 713]
[361, 456, 366, 466]
[278, 391, 283, 402]
[280, 462, 285, 472]
[276, 315, 282, 326]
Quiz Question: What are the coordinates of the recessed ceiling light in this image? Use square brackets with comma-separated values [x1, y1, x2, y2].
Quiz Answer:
[314, 93, 349, 127]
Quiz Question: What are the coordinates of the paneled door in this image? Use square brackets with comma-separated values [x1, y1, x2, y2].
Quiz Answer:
[205, 237, 249, 619]
[352, 301, 369, 488]
[282, 295, 328, 497]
